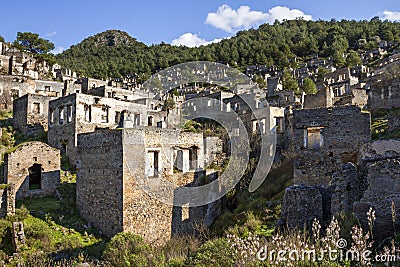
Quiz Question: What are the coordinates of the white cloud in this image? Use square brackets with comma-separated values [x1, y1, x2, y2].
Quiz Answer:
[52, 46, 65, 55]
[205, 5, 268, 32]
[265, 6, 313, 23]
[171, 33, 222, 48]
[380, 10, 400, 21]
[46, 32, 57, 37]
[205, 5, 312, 33]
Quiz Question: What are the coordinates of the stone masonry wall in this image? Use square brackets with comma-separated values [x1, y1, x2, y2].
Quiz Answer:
[0, 75, 34, 111]
[388, 111, 400, 133]
[48, 93, 148, 164]
[77, 130, 124, 238]
[12, 94, 28, 132]
[0, 184, 15, 218]
[354, 139, 400, 241]
[293, 106, 371, 186]
[4, 142, 60, 200]
[77, 128, 218, 244]
[330, 163, 363, 216]
[303, 87, 333, 109]
[13, 94, 55, 135]
[122, 128, 208, 245]
[368, 77, 400, 111]
[279, 185, 324, 229]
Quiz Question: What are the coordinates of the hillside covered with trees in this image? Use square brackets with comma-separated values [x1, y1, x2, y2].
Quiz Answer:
[56, 19, 400, 79]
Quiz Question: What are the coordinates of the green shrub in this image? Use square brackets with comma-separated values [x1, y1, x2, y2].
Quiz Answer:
[160, 235, 200, 263]
[61, 156, 76, 172]
[12, 205, 30, 222]
[189, 238, 235, 267]
[23, 216, 54, 251]
[102, 232, 158, 267]
[165, 257, 187, 267]
[0, 220, 13, 255]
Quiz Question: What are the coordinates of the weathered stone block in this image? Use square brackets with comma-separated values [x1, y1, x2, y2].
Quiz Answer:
[280, 185, 324, 229]
[331, 163, 361, 216]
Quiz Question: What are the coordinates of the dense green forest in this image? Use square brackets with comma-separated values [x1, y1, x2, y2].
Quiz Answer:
[56, 18, 400, 80]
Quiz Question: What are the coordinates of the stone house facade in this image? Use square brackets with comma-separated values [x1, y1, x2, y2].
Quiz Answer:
[3, 142, 60, 200]
[13, 94, 56, 135]
[323, 67, 359, 97]
[76, 128, 219, 245]
[48, 93, 149, 163]
[368, 75, 400, 111]
[293, 106, 371, 186]
[0, 75, 64, 112]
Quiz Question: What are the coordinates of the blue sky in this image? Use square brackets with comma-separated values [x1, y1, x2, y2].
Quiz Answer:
[1, 0, 400, 53]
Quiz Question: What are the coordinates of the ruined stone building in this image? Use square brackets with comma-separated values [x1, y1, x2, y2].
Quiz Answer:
[0, 75, 64, 112]
[281, 138, 400, 238]
[368, 72, 400, 111]
[322, 67, 359, 97]
[48, 93, 151, 163]
[303, 87, 334, 109]
[353, 139, 400, 240]
[266, 89, 296, 108]
[303, 86, 368, 110]
[51, 64, 77, 82]
[13, 94, 56, 135]
[2, 47, 38, 79]
[3, 142, 60, 200]
[76, 128, 220, 244]
[293, 106, 371, 186]
[87, 85, 147, 102]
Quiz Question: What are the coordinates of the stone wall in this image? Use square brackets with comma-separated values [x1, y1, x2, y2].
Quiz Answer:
[0, 185, 15, 218]
[203, 137, 223, 167]
[81, 78, 109, 94]
[350, 89, 368, 109]
[293, 106, 371, 186]
[34, 80, 63, 97]
[279, 185, 325, 229]
[77, 128, 219, 245]
[303, 87, 333, 109]
[0, 75, 63, 112]
[388, 110, 400, 132]
[4, 142, 60, 200]
[330, 163, 364, 216]
[266, 90, 295, 108]
[368, 77, 400, 111]
[48, 93, 148, 163]
[282, 139, 400, 235]
[304, 87, 368, 110]
[76, 130, 124, 237]
[87, 86, 142, 102]
[13, 94, 55, 135]
[0, 75, 34, 111]
[0, 55, 10, 75]
[354, 140, 400, 241]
